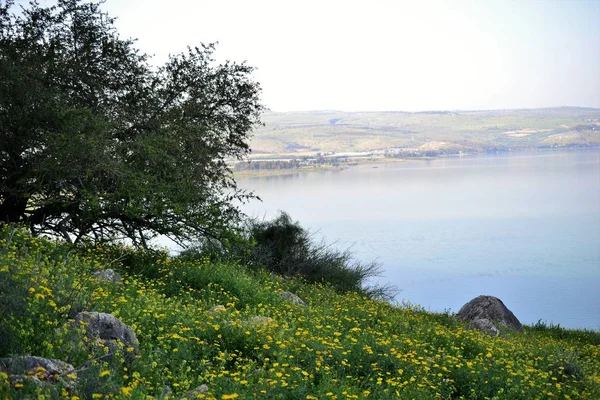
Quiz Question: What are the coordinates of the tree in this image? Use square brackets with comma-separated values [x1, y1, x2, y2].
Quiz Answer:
[0, 0, 262, 246]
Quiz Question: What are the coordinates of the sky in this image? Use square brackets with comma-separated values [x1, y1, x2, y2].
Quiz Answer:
[38, 0, 600, 112]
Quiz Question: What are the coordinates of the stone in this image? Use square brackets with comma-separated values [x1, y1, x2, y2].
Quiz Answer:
[91, 269, 121, 283]
[179, 384, 209, 399]
[457, 295, 524, 334]
[247, 316, 274, 326]
[467, 318, 500, 336]
[74, 312, 139, 357]
[0, 356, 77, 391]
[160, 385, 173, 399]
[0, 356, 76, 380]
[278, 291, 306, 306]
[208, 305, 226, 314]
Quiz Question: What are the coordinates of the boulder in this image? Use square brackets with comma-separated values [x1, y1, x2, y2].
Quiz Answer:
[466, 318, 500, 336]
[0, 356, 77, 391]
[160, 385, 173, 399]
[457, 295, 523, 334]
[278, 291, 306, 306]
[208, 305, 226, 314]
[0, 356, 76, 379]
[180, 384, 209, 399]
[247, 316, 274, 326]
[74, 312, 139, 357]
[91, 269, 121, 283]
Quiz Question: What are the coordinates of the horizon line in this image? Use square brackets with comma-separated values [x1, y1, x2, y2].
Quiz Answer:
[263, 106, 600, 114]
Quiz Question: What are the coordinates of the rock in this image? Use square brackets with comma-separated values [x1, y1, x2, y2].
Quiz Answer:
[457, 295, 524, 334]
[278, 291, 306, 306]
[160, 385, 173, 399]
[74, 312, 139, 358]
[0, 356, 76, 379]
[91, 269, 121, 283]
[180, 384, 209, 399]
[0, 356, 77, 391]
[208, 305, 226, 314]
[247, 316, 274, 326]
[466, 318, 500, 336]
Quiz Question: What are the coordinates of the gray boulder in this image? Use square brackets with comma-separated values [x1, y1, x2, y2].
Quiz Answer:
[247, 316, 274, 326]
[180, 384, 209, 399]
[457, 295, 523, 334]
[159, 385, 173, 399]
[208, 305, 226, 314]
[466, 318, 500, 336]
[0, 356, 77, 391]
[0, 356, 75, 379]
[278, 291, 306, 306]
[91, 269, 121, 283]
[74, 312, 139, 357]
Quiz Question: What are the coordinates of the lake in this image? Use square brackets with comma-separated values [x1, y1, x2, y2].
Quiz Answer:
[237, 149, 600, 330]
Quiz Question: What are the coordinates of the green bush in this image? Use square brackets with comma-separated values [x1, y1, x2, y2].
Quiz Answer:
[0, 271, 29, 356]
[244, 212, 397, 300]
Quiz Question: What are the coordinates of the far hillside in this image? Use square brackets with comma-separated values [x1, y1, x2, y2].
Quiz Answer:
[247, 107, 600, 159]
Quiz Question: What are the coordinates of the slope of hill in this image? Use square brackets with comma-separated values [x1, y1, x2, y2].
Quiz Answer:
[248, 108, 600, 159]
[1, 226, 599, 399]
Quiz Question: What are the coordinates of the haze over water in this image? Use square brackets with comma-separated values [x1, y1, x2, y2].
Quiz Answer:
[238, 149, 600, 330]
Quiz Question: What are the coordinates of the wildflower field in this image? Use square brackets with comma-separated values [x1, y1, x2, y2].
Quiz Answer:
[1, 226, 599, 399]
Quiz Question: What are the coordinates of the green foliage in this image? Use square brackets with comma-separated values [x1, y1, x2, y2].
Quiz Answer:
[0, 271, 28, 356]
[0, 0, 262, 246]
[245, 212, 397, 300]
[1, 226, 600, 399]
[528, 319, 600, 346]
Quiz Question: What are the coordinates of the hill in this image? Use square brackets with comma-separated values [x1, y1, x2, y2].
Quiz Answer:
[1, 226, 599, 399]
[247, 108, 600, 160]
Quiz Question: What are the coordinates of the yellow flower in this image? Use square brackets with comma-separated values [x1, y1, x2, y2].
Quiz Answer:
[121, 386, 133, 396]
[222, 394, 239, 400]
[99, 370, 111, 378]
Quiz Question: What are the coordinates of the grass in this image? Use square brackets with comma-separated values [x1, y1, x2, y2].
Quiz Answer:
[1, 225, 599, 399]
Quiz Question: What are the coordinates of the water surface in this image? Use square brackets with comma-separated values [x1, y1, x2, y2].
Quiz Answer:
[238, 149, 600, 330]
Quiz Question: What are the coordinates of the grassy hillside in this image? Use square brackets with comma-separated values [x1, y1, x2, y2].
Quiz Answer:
[1, 226, 599, 399]
[249, 108, 600, 158]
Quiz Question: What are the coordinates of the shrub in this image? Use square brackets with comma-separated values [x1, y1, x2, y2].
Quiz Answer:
[244, 212, 397, 300]
[0, 271, 28, 356]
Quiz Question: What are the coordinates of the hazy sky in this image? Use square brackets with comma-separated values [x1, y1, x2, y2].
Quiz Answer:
[64, 1, 600, 111]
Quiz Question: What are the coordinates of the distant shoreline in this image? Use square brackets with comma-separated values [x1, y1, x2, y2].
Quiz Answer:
[234, 145, 600, 178]
[240, 107, 600, 178]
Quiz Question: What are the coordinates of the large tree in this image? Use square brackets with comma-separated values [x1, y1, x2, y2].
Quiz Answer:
[0, 0, 262, 246]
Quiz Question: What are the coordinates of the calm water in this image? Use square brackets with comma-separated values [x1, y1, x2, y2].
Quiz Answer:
[237, 149, 600, 330]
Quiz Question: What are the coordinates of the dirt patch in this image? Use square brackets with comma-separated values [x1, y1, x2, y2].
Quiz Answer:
[503, 128, 552, 137]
